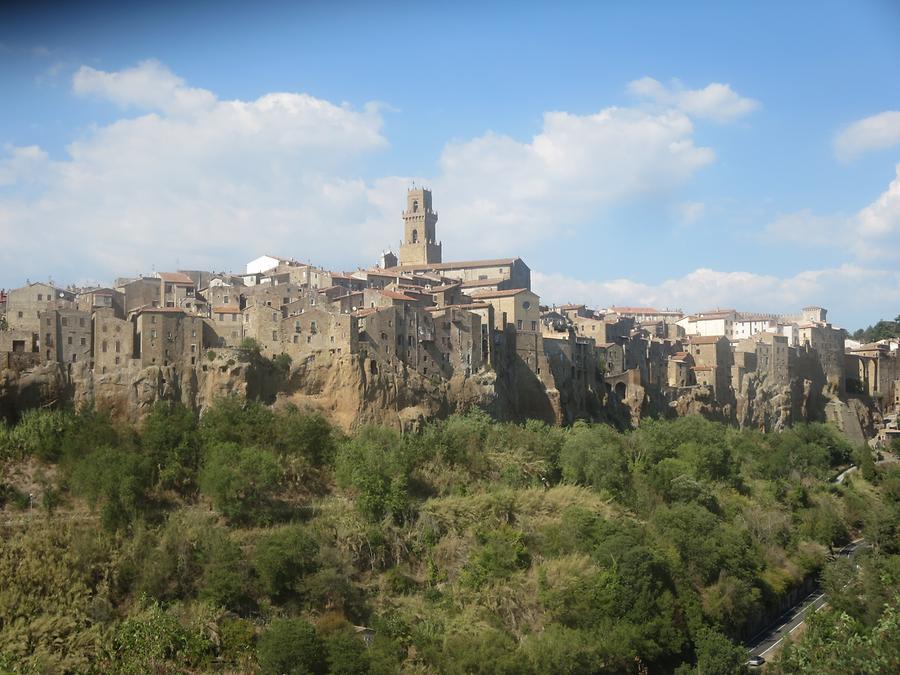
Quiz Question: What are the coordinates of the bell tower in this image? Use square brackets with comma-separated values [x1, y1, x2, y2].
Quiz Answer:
[399, 187, 441, 266]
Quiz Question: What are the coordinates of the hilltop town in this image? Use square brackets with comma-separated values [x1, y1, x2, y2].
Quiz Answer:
[1, 188, 898, 443]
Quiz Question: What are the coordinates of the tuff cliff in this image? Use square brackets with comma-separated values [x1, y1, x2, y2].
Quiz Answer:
[0, 352, 880, 439]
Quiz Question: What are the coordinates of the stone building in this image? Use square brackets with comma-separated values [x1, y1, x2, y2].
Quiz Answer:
[133, 308, 203, 368]
[686, 335, 733, 397]
[282, 307, 358, 362]
[470, 288, 540, 333]
[5, 282, 77, 338]
[119, 277, 163, 314]
[210, 307, 244, 347]
[77, 287, 125, 318]
[40, 308, 92, 365]
[398, 188, 441, 266]
[94, 308, 134, 373]
[242, 304, 284, 357]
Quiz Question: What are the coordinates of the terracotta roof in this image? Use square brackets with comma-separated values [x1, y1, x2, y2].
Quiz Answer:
[352, 308, 378, 318]
[470, 288, 531, 299]
[212, 306, 242, 314]
[380, 290, 418, 301]
[394, 257, 521, 271]
[428, 282, 462, 292]
[688, 335, 724, 344]
[157, 272, 195, 285]
[673, 351, 690, 359]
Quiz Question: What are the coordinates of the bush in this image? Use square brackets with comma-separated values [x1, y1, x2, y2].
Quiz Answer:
[559, 423, 630, 498]
[335, 426, 412, 522]
[254, 524, 319, 602]
[70, 445, 152, 531]
[273, 406, 335, 465]
[257, 618, 326, 675]
[199, 442, 281, 524]
[2, 408, 72, 461]
[142, 401, 200, 493]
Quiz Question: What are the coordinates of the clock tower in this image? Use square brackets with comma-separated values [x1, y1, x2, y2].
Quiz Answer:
[398, 187, 441, 266]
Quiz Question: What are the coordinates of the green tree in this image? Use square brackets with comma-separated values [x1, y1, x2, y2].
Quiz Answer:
[253, 524, 319, 602]
[257, 618, 326, 675]
[199, 443, 281, 524]
[335, 426, 412, 522]
[70, 445, 152, 531]
[141, 401, 200, 493]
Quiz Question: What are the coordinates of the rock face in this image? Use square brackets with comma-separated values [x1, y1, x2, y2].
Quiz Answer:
[0, 351, 881, 439]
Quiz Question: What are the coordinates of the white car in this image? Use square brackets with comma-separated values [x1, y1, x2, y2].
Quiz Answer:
[746, 655, 766, 667]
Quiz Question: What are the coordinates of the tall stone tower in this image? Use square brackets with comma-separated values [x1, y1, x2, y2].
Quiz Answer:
[398, 187, 441, 266]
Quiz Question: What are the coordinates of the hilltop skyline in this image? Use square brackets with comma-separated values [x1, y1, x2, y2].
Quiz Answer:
[1, 0, 899, 327]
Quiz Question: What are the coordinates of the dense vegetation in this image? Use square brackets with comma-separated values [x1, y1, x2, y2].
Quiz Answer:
[851, 315, 900, 343]
[0, 401, 898, 673]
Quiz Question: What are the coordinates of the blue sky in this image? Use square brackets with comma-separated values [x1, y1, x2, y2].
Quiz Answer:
[1, 0, 899, 328]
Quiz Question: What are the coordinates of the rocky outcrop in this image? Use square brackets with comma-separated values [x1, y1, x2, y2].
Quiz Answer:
[0, 351, 883, 439]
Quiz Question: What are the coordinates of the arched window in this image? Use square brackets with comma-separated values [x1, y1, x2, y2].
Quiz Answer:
[411, 229, 418, 243]
[412, 199, 419, 213]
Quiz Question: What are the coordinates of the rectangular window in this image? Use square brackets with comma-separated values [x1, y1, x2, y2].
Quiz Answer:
[531, 321, 537, 331]
[37, 294, 43, 301]
[61, 317, 68, 326]
[272, 331, 277, 341]
[17, 311, 22, 318]
[80, 337, 86, 346]
[114, 356, 120, 365]
[79, 318, 85, 327]
[190, 344, 196, 353]
[151, 329, 157, 339]
[517, 320, 523, 330]
[67, 337, 72, 345]
[115, 341, 120, 353]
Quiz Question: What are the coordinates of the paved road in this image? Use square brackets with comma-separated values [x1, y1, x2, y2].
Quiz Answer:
[744, 539, 865, 662]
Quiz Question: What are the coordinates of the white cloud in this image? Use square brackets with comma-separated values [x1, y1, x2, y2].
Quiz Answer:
[0, 61, 391, 282]
[73, 59, 218, 115]
[834, 110, 900, 161]
[533, 265, 900, 327]
[674, 201, 705, 224]
[764, 164, 900, 261]
[628, 77, 760, 123]
[1, 62, 724, 284]
[431, 107, 714, 255]
[854, 163, 900, 255]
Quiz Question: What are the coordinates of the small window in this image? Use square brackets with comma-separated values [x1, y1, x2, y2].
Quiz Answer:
[272, 331, 277, 341]
[67, 336, 72, 345]
[80, 337, 86, 346]
[531, 321, 537, 331]
[114, 356, 120, 365]
[79, 318, 85, 327]
[17, 311, 22, 318]
[37, 294, 43, 301]
[115, 341, 120, 353]
[517, 320, 523, 330]
[61, 317, 68, 326]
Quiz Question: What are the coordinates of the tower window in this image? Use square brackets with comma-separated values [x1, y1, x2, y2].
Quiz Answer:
[411, 229, 418, 243]
[412, 199, 419, 213]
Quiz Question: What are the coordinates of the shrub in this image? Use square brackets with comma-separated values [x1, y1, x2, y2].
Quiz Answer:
[142, 401, 200, 493]
[335, 426, 412, 522]
[70, 445, 152, 531]
[257, 618, 326, 675]
[253, 524, 319, 602]
[199, 443, 281, 524]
